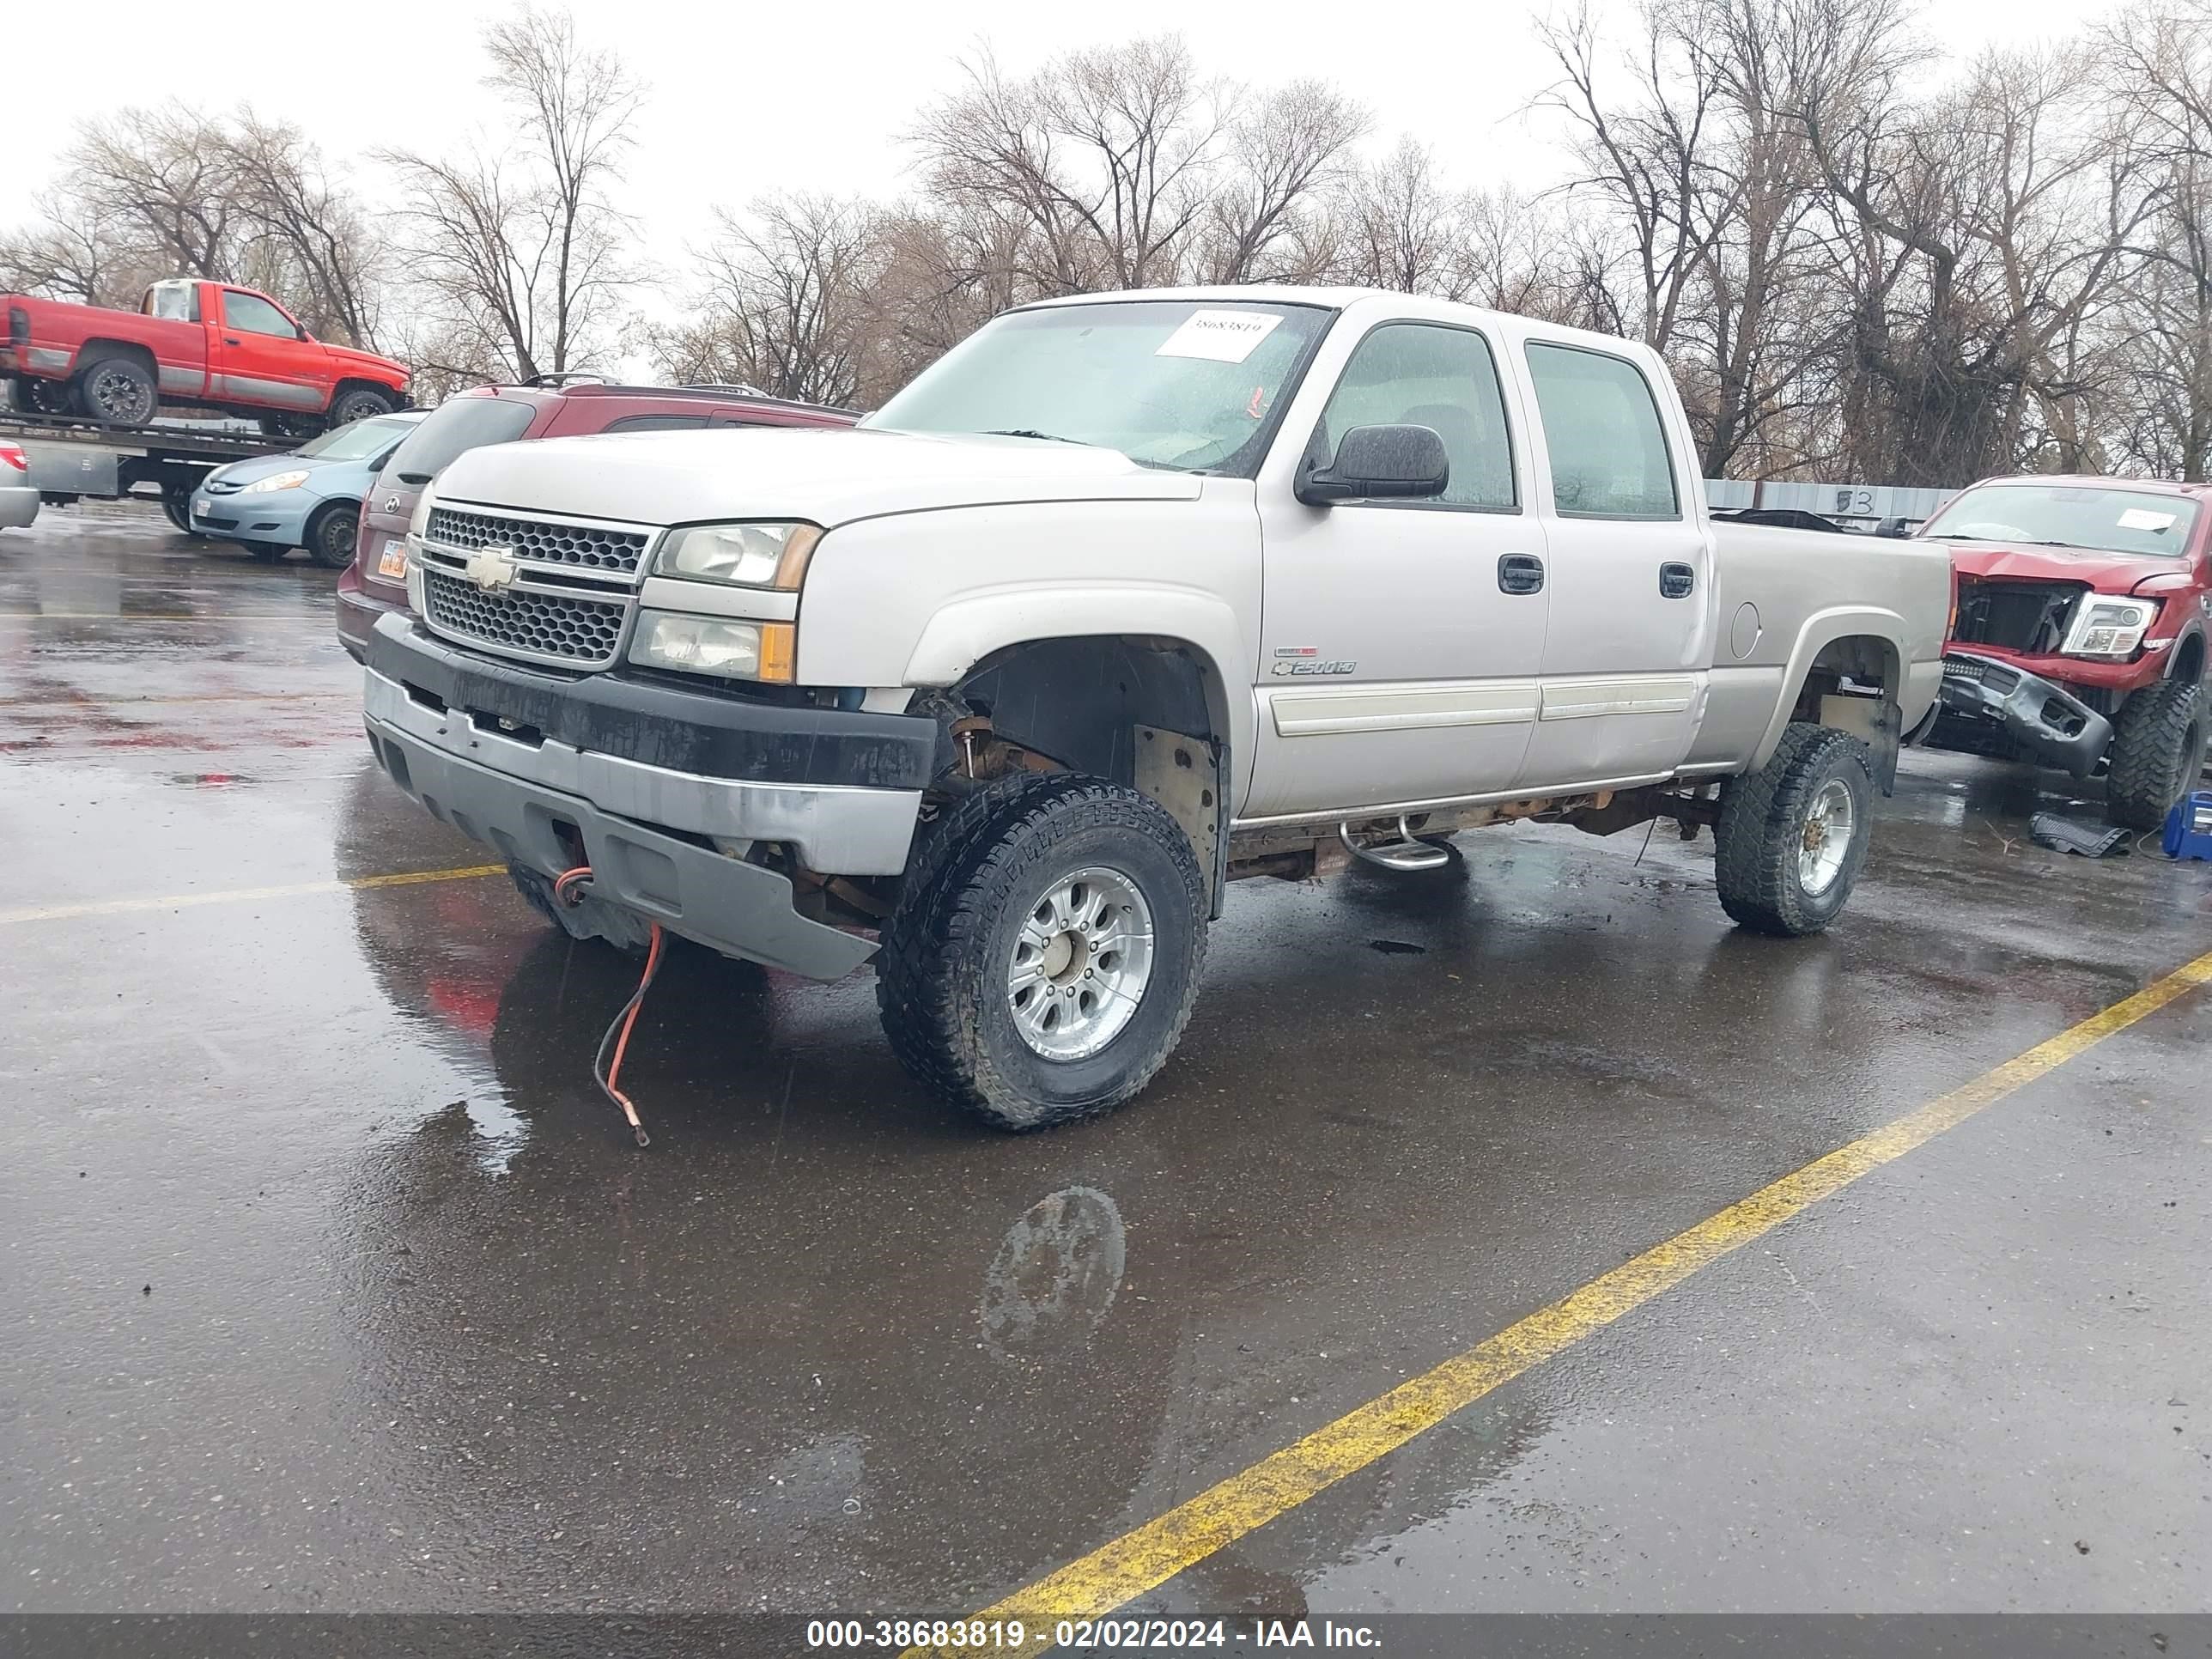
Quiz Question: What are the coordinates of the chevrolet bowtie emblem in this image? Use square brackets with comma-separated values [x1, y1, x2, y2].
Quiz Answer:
[465, 544, 520, 592]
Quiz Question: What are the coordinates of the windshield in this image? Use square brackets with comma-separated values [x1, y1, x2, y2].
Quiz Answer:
[866, 299, 1333, 476]
[384, 395, 538, 483]
[1922, 483, 2200, 558]
[295, 415, 416, 463]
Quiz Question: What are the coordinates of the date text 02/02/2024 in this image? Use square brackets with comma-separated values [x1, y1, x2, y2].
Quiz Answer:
[803, 1617, 1383, 1650]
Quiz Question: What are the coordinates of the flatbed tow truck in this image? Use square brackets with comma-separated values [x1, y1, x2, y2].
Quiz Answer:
[0, 404, 292, 533]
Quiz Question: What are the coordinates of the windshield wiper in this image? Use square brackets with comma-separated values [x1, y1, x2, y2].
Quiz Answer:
[981, 428, 1093, 447]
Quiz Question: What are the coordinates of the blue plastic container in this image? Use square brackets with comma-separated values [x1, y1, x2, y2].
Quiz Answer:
[2163, 790, 2212, 860]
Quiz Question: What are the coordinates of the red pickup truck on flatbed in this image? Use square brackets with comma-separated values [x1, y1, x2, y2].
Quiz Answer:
[3, 278, 410, 433]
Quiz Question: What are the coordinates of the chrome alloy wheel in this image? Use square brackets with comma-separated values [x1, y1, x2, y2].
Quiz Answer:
[1798, 777, 1856, 896]
[1006, 866, 1155, 1061]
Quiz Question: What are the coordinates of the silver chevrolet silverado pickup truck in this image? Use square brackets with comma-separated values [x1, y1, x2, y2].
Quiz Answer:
[362, 287, 1950, 1130]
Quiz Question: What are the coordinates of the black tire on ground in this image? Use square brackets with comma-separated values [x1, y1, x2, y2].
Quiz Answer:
[2105, 677, 2206, 830]
[71, 355, 156, 425]
[161, 491, 204, 538]
[1713, 721, 1876, 937]
[876, 772, 1208, 1132]
[327, 386, 398, 427]
[246, 543, 284, 563]
[306, 501, 360, 569]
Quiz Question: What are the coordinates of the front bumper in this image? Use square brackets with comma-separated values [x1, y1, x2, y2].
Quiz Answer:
[361, 614, 933, 978]
[188, 487, 316, 546]
[1934, 650, 2112, 777]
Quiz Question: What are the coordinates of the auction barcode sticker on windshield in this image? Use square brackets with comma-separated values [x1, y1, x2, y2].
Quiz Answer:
[1156, 309, 1284, 363]
[2117, 507, 2178, 532]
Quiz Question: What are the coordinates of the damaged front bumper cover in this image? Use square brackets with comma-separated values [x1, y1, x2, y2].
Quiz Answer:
[1936, 650, 2112, 777]
[361, 614, 927, 980]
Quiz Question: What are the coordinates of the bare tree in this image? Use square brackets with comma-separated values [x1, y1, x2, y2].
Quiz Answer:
[1197, 81, 1369, 283]
[910, 36, 1224, 294]
[651, 195, 886, 406]
[383, 3, 641, 381]
[222, 112, 386, 349]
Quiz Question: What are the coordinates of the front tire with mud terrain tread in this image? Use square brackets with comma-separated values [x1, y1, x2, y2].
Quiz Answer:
[328, 386, 398, 427]
[876, 773, 1207, 1132]
[1714, 722, 1875, 937]
[2104, 677, 2205, 830]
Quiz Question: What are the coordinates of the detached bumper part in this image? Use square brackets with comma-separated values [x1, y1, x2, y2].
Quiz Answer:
[364, 720, 878, 980]
[1936, 651, 2111, 778]
[361, 613, 929, 980]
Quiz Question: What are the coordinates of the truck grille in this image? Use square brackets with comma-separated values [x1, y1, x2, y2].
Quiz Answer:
[420, 566, 628, 668]
[1952, 578, 2086, 654]
[425, 506, 651, 576]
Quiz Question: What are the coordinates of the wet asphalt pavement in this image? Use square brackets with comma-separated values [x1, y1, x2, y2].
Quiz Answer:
[2, 508, 2208, 1620]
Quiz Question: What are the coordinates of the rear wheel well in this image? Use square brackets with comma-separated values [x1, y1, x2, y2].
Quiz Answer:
[77, 338, 157, 375]
[1789, 633, 1904, 793]
[934, 635, 1231, 912]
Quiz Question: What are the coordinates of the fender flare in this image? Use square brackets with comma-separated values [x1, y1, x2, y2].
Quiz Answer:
[2160, 619, 2207, 684]
[901, 585, 1255, 791]
[1750, 604, 1913, 774]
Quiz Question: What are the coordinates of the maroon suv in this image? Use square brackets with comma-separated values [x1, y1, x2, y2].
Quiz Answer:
[336, 382, 857, 661]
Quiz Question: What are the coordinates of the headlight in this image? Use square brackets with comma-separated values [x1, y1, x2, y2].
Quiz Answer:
[2061, 598, 2159, 659]
[656, 521, 820, 589]
[241, 470, 311, 494]
[629, 611, 796, 683]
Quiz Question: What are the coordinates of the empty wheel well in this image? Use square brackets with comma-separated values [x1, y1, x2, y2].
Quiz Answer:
[1790, 633, 1904, 793]
[939, 635, 1231, 911]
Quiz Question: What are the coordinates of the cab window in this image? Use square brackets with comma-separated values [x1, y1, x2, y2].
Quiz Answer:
[144, 282, 198, 323]
[1308, 322, 1516, 510]
[1523, 343, 1680, 520]
[222, 291, 301, 340]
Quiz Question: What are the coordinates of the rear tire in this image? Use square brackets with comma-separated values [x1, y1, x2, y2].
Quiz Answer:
[876, 774, 1207, 1132]
[306, 501, 360, 569]
[1714, 722, 1875, 937]
[71, 355, 156, 425]
[2105, 678, 2205, 830]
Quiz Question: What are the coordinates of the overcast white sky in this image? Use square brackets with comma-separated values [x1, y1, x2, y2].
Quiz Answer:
[6, 0, 2110, 283]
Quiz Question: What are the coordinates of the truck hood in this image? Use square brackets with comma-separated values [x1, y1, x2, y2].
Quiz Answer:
[325, 343, 411, 385]
[1931, 538, 2190, 593]
[427, 426, 1203, 527]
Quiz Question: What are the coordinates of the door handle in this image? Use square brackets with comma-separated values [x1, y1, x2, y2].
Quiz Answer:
[1660, 562, 1695, 599]
[1498, 553, 1545, 595]
[223, 336, 241, 346]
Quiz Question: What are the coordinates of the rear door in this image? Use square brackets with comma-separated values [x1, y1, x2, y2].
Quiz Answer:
[1245, 315, 1547, 820]
[210, 289, 332, 416]
[1515, 338, 1713, 788]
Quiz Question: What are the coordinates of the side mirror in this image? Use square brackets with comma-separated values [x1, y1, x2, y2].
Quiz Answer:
[1297, 423, 1449, 506]
[1874, 516, 1913, 539]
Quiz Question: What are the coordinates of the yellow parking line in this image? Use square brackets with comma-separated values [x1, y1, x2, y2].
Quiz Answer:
[910, 945, 2212, 1654]
[0, 864, 503, 925]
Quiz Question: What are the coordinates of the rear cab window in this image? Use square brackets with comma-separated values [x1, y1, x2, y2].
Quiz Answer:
[384, 396, 542, 483]
[1523, 342, 1680, 520]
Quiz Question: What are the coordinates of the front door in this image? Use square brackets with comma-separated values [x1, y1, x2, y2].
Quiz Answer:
[210, 289, 331, 416]
[1246, 319, 1548, 821]
[1516, 340, 1711, 788]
